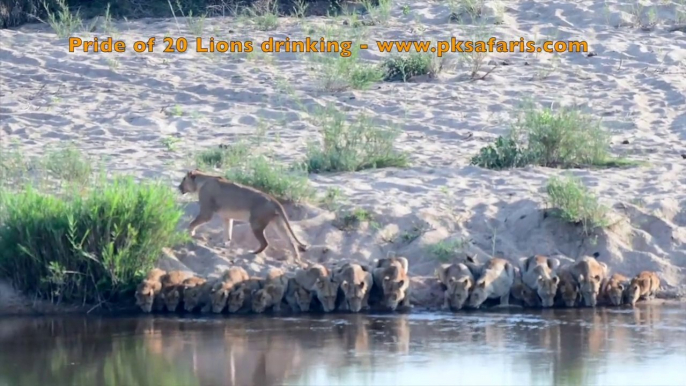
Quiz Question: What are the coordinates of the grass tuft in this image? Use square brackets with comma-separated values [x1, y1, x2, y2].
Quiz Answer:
[545, 175, 610, 235]
[471, 105, 637, 170]
[42, 0, 83, 38]
[381, 52, 443, 82]
[304, 105, 409, 173]
[195, 143, 315, 203]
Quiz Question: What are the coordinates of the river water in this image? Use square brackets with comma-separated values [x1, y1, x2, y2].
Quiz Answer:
[1, 303, 685, 386]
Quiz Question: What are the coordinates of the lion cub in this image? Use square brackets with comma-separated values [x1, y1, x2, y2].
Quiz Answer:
[521, 255, 560, 308]
[228, 277, 264, 313]
[135, 268, 167, 313]
[372, 256, 411, 311]
[467, 257, 515, 309]
[569, 256, 609, 307]
[296, 264, 339, 312]
[285, 277, 314, 312]
[183, 278, 218, 313]
[210, 267, 250, 313]
[436, 263, 475, 311]
[626, 271, 660, 306]
[600, 273, 630, 306]
[252, 268, 289, 313]
[510, 266, 540, 308]
[555, 265, 581, 308]
[159, 271, 191, 312]
[178, 170, 309, 260]
[335, 263, 373, 313]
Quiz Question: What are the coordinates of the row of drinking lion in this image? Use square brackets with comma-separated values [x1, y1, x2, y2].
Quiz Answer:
[134, 253, 661, 315]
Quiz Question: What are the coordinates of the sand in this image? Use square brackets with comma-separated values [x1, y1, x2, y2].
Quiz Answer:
[1, 0, 685, 312]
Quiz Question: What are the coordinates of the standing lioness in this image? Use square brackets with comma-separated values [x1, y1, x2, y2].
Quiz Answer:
[178, 169, 309, 260]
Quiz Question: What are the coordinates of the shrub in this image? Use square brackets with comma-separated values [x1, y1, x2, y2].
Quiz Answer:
[0, 177, 185, 305]
[382, 52, 443, 82]
[427, 239, 467, 262]
[545, 175, 610, 235]
[472, 105, 635, 169]
[304, 105, 409, 173]
[195, 143, 315, 203]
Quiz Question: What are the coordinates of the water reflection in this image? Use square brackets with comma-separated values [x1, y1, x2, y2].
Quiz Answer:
[1, 304, 685, 386]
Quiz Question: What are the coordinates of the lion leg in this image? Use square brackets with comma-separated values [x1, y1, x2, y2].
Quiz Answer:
[500, 290, 511, 306]
[362, 292, 370, 310]
[189, 208, 213, 238]
[249, 223, 269, 255]
[273, 219, 301, 261]
[222, 218, 234, 247]
[442, 292, 451, 311]
[401, 289, 411, 308]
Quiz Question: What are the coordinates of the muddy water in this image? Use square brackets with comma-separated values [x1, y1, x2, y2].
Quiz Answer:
[1, 303, 685, 386]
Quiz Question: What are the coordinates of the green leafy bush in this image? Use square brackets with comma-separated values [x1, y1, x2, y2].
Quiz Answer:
[546, 175, 610, 235]
[472, 106, 635, 170]
[0, 177, 185, 305]
[304, 106, 409, 173]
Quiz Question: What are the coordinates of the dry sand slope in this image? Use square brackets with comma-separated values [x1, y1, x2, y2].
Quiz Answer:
[1, 1, 685, 301]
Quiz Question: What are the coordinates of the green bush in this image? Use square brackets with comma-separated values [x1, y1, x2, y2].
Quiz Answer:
[546, 175, 610, 235]
[0, 177, 185, 305]
[304, 105, 409, 173]
[195, 143, 315, 203]
[471, 105, 635, 169]
[382, 52, 443, 82]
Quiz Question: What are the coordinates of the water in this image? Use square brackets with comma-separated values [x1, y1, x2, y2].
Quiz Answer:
[1, 303, 685, 386]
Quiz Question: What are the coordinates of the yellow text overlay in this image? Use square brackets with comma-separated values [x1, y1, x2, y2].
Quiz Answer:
[68, 37, 589, 58]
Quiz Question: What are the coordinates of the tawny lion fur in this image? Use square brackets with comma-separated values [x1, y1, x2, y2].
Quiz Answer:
[510, 266, 540, 308]
[600, 273, 630, 306]
[178, 169, 308, 260]
[436, 263, 474, 311]
[626, 271, 660, 306]
[521, 255, 560, 308]
[228, 276, 264, 313]
[569, 256, 609, 307]
[467, 257, 515, 309]
[252, 268, 289, 313]
[372, 256, 411, 311]
[135, 268, 167, 313]
[159, 270, 191, 312]
[555, 265, 581, 308]
[210, 267, 250, 313]
[335, 263, 373, 313]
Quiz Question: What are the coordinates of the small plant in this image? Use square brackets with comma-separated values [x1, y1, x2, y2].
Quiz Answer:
[470, 136, 531, 170]
[195, 141, 314, 203]
[546, 175, 610, 235]
[401, 5, 411, 16]
[361, 0, 393, 25]
[399, 221, 434, 243]
[42, 0, 83, 38]
[161, 137, 181, 151]
[186, 11, 206, 36]
[225, 156, 315, 203]
[312, 25, 383, 90]
[381, 52, 443, 82]
[241, 0, 280, 31]
[196, 144, 250, 169]
[41, 145, 93, 183]
[472, 104, 635, 170]
[292, 0, 309, 18]
[428, 239, 467, 262]
[304, 105, 409, 173]
[335, 207, 376, 231]
[319, 186, 345, 210]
